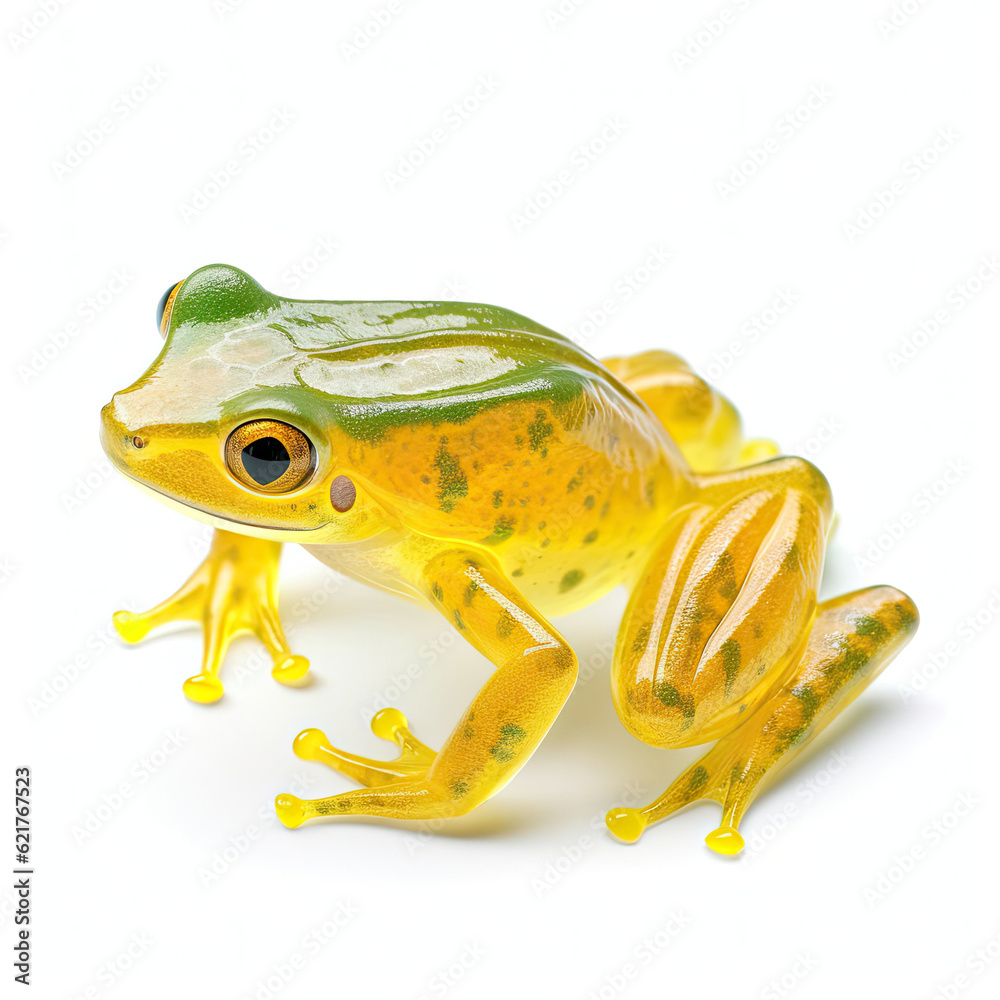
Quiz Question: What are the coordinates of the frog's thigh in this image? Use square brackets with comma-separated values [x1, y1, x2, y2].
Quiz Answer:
[612, 459, 832, 750]
[276, 549, 577, 826]
[607, 587, 919, 852]
[601, 349, 775, 470]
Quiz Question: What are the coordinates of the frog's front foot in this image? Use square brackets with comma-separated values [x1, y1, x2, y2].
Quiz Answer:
[112, 528, 309, 704]
[276, 708, 439, 828]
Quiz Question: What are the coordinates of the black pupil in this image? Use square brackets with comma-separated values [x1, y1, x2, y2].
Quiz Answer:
[242, 437, 290, 485]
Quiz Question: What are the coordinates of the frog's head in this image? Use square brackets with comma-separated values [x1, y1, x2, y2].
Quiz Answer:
[100, 264, 382, 543]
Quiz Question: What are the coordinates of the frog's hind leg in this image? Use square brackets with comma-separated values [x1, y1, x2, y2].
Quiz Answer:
[612, 455, 835, 751]
[607, 587, 919, 853]
[601, 349, 777, 471]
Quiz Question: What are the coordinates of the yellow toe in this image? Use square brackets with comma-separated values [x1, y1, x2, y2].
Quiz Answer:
[606, 807, 646, 843]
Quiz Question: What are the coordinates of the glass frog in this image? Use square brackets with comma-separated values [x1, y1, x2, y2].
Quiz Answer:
[100, 264, 919, 855]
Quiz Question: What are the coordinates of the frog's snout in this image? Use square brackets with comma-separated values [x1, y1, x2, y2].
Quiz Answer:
[100, 397, 146, 469]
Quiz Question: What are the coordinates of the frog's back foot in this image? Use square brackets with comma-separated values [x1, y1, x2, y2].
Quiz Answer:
[606, 586, 919, 854]
[601, 349, 777, 471]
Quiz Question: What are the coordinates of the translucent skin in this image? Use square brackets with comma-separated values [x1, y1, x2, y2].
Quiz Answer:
[101, 264, 919, 854]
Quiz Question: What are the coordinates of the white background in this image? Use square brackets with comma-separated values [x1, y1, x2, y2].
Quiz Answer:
[5, 1, 1000, 997]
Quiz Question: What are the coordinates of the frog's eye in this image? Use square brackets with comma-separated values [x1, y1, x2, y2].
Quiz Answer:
[225, 420, 314, 494]
[156, 281, 183, 337]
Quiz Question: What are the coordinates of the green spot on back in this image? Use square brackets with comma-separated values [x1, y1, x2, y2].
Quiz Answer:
[559, 569, 584, 592]
[484, 515, 515, 544]
[527, 410, 554, 457]
[433, 438, 468, 513]
[583, 530, 598, 544]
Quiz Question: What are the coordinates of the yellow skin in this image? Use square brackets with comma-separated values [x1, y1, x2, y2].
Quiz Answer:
[101, 265, 919, 855]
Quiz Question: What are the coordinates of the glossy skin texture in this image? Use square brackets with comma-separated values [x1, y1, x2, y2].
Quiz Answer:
[101, 265, 919, 854]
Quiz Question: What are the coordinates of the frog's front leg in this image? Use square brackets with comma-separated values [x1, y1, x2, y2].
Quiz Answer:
[113, 528, 309, 703]
[275, 549, 577, 828]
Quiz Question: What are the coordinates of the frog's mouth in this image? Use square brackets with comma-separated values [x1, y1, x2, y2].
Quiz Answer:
[122, 475, 326, 542]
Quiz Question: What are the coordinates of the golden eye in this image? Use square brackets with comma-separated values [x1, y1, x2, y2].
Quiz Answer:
[225, 420, 314, 494]
[156, 281, 182, 337]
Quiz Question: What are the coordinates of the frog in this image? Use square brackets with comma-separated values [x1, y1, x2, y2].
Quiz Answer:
[100, 264, 919, 855]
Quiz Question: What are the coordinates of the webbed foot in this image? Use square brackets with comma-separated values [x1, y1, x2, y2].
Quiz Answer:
[113, 528, 308, 703]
